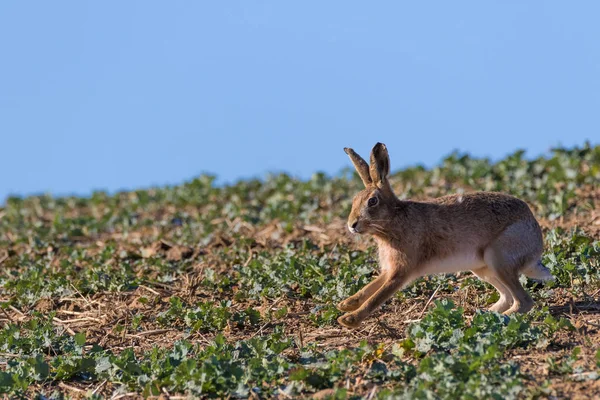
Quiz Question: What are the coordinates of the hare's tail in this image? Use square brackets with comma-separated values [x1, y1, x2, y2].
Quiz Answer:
[522, 260, 554, 281]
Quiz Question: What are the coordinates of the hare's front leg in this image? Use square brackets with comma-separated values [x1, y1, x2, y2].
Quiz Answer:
[338, 271, 410, 329]
[337, 273, 387, 312]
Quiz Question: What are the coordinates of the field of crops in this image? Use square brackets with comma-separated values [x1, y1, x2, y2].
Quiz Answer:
[1, 143, 599, 399]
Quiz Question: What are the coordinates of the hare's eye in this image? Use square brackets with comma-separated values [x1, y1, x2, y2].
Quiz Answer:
[367, 197, 378, 207]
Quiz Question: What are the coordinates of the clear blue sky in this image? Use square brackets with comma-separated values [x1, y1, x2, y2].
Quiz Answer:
[1, 2, 599, 202]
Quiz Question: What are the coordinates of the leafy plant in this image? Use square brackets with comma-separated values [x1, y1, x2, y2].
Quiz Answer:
[0, 143, 598, 397]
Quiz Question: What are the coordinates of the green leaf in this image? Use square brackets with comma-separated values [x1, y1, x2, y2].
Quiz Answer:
[74, 332, 86, 347]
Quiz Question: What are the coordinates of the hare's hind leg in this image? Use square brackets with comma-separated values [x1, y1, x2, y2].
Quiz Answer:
[471, 267, 514, 313]
[494, 271, 533, 314]
[483, 222, 537, 314]
[337, 274, 387, 312]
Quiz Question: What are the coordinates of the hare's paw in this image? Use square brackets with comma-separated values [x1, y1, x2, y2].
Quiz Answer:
[337, 313, 362, 329]
[337, 297, 361, 312]
[488, 298, 512, 314]
[502, 298, 534, 315]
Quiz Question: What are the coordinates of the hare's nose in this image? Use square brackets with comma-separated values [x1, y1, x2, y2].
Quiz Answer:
[351, 221, 358, 229]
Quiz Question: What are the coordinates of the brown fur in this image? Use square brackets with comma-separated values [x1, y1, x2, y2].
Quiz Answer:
[338, 143, 551, 329]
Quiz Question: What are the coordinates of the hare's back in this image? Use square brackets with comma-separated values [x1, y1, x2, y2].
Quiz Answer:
[429, 191, 535, 234]
[434, 192, 531, 215]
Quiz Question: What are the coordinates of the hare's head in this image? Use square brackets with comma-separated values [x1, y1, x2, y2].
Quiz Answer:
[344, 143, 397, 235]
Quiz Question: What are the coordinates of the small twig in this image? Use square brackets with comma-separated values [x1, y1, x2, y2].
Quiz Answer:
[8, 305, 25, 318]
[56, 310, 103, 317]
[126, 328, 172, 339]
[243, 248, 254, 267]
[0, 352, 21, 358]
[54, 316, 102, 324]
[249, 322, 272, 339]
[302, 225, 325, 233]
[417, 284, 442, 319]
[193, 331, 212, 345]
[1, 308, 14, 323]
[137, 328, 172, 336]
[138, 284, 160, 296]
[111, 392, 138, 400]
[589, 287, 600, 299]
[571, 371, 599, 379]
[583, 320, 600, 329]
[328, 243, 338, 258]
[91, 379, 107, 395]
[53, 320, 76, 336]
[58, 382, 85, 394]
[366, 386, 378, 400]
[368, 321, 378, 336]
[402, 301, 420, 317]
[59, 297, 102, 305]
[0, 252, 8, 266]
[70, 283, 92, 307]
[268, 296, 285, 312]
[298, 326, 304, 349]
[142, 280, 173, 290]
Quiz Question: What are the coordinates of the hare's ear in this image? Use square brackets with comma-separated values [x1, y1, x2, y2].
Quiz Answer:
[344, 147, 372, 187]
[369, 142, 390, 186]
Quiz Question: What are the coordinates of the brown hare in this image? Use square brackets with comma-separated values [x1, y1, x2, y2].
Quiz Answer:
[337, 142, 553, 329]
